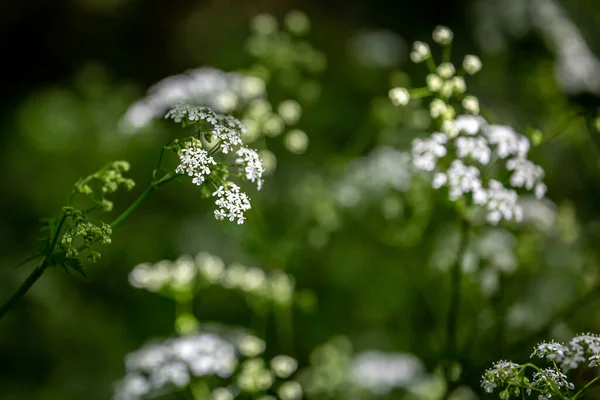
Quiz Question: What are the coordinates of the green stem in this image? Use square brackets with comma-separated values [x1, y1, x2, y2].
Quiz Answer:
[110, 172, 179, 229]
[0, 213, 68, 320]
[0, 172, 180, 322]
[443, 218, 471, 397]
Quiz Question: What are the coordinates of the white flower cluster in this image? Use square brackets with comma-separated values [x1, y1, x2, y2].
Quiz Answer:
[483, 333, 600, 399]
[411, 115, 547, 225]
[120, 67, 266, 133]
[175, 139, 217, 186]
[531, 333, 600, 371]
[129, 252, 297, 306]
[167, 104, 264, 224]
[113, 332, 239, 400]
[481, 360, 522, 394]
[213, 184, 252, 224]
[236, 147, 265, 190]
[349, 351, 424, 395]
[335, 147, 412, 208]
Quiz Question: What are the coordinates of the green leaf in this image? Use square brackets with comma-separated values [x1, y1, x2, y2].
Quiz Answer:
[50, 252, 88, 279]
[64, 257, 88, 279]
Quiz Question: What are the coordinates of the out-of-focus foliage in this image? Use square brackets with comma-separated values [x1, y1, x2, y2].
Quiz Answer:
[2, 1, 600, 400]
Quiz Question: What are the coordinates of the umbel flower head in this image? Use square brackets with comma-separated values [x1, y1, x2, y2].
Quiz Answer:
[388, 26, 546, 225]
[165, 104, 265, 224]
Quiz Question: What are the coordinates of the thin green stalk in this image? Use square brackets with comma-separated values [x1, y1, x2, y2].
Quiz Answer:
[0, 172, 180, 322]
[0, 213, 68, 320]
[443, 218, 471, 398]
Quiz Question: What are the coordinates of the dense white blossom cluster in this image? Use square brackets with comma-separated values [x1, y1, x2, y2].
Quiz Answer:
[113, 327, 300, 400]
[129, 252, 296, 306]
[482, 333, 600, 399]
[335, 147, 412, 208]
[121, 67, 266, 133]
[532, 333, 600, 371]
[350, 351, 425, 395]
[411, 114, 547, 225]
[113, 332, 239, 400]
[166, 104, 264, 224]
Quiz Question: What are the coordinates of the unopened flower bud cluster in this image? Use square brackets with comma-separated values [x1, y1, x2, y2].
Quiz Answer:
[129, 252, 297, 307]
[166, 104, 265, 224]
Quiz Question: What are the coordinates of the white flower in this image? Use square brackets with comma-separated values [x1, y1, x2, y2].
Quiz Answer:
[389, 87, 410, 106]
[410, 41, 431, 63]
[284, 129, 309, 154]
[236, 147, 265, 190]
[445, 160, 483, 200]
[115, 332, 239, 399]
[483, 124, 530, 158]
[506, 157, 545, 191]
[271, 355, 298, 378]
[426, 74, 443, 92]
[212, 184, 252, 224]
[437, 62, 456, 79]
[484, 180, 523, 224]
[176, 140, 217, 186]
[455, 136, 491, 164]
[462, 95, 480, 114]
[454, 114, 485, 135]
[350, 351, 424, 395]
[277, 381, 303, 400]
[452, 76, 467, 93]
[411, 133, 448, 171]
[432, 25, 454, 45]
[463, 55, 482, 75]
[430, 99, 450, 119]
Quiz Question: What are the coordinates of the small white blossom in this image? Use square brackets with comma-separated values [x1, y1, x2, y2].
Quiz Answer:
[411, 133, 448, 171]
[454, 114, 485, 135]
[426, 74, 443, 92]
[350, 351, 424, 395]
[176, 140, 217, 186]
[484, 180, 523, 224]
[452, 76, 467, 93]
[484, 124, 530, 158]
[455, 136, 491, 164]
[506, 157, 545, 192]
[236, 147, 265, 190]
[432, 25, 454, 45]
[213, 184, 252, 224]
[389, 87, 410, 106]
[271, 355, 298, 378]
[277, 381, 303, 400]
[463, 55, 482, 75]
[462, 95, 480, 114]
[410, 41, 431, 63]
[437, 62, 456, 79]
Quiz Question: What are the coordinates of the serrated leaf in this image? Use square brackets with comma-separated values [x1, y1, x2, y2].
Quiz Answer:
[64, 257, 88, 279]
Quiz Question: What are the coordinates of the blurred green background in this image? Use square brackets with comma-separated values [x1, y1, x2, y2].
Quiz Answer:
[2, 0, 600, 399]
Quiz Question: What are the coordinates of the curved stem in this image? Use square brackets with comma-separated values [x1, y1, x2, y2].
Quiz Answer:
[0, 172, 180, 322]
[0, 213, 68, 320]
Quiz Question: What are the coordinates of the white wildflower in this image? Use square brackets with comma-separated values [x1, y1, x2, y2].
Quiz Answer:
[236, 147, 265, 190]
[433, 25, 454, 45]
[454, 114, 485, 135]
[455, 136, 491, 164]
[437, 62, 456, 79]
[506, 157, 545, 192]
[277, 381, 303, 400]
[452, 76, 467, 93]
[485, 180, 522, 224]
[463, 55, 482, 75]
[411, 133, 448, 171]
[271, 355, 298, 378]
[212, 184, 252, 224]
[483, 124, 530, 158]
[350, 351, 424, 395]
[176, 140, 217, 186]
[410, 41, 431, 63]
[426, 74, 444, 92]
[462, 95, 480, 114]
[389, 87, 410, 106]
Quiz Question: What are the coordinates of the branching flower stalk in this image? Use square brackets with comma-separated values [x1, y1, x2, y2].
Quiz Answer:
[0, 104, 264, 321]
